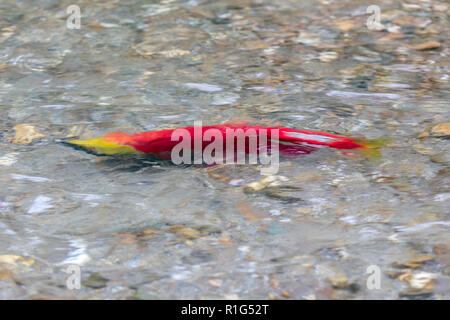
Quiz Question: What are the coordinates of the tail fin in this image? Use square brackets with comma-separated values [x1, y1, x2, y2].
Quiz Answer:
[350, 138, 391, 158]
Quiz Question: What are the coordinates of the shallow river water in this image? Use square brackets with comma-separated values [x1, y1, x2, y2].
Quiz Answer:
[0, 0, 449, 299]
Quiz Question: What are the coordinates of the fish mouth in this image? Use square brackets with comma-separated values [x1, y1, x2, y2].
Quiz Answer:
[57, 138, 103, 156]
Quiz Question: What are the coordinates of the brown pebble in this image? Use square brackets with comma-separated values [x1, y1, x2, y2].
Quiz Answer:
[407, 41, 440, 51]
